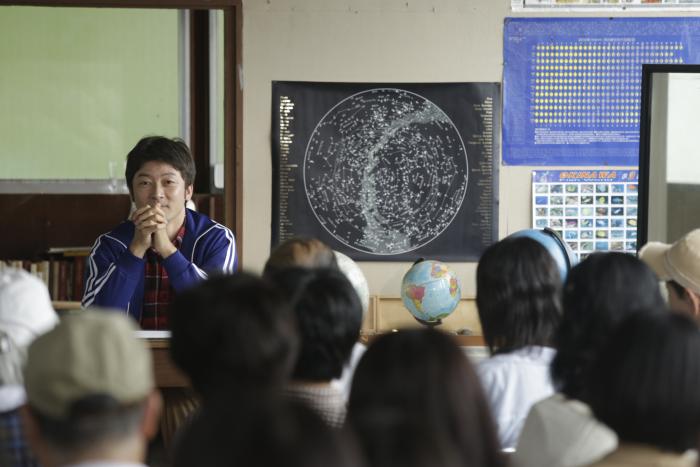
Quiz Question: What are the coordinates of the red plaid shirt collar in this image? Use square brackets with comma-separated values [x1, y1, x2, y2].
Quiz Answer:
[141, 223, 186, 330]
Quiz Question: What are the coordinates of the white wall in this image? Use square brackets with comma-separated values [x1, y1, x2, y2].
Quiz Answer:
[241, 0, 659, 297]
[667, 73, 700, 184]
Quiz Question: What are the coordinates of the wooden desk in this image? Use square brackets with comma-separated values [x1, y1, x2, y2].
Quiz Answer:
[145, 339, 195, 447]
[147, 339, 190, 388]
[146, 334, 483, 446]
[360, 331, 485, 347]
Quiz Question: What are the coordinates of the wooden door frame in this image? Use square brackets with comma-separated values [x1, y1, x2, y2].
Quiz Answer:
[0, 0, 243, 264]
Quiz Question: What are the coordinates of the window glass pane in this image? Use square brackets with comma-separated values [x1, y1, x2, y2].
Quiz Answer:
[0, 7, 181, 180]
[212, 9, 225, 189]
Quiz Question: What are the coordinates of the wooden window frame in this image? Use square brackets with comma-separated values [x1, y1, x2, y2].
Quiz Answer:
[0, 0, 243, 263]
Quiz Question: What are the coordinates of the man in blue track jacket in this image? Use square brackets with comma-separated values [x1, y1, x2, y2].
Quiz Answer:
[81, 136, 236, 329]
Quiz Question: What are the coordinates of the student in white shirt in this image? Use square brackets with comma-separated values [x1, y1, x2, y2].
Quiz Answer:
[475, 236, 562, 450]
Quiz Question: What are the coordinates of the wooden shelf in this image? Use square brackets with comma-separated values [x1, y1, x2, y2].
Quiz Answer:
[52, 301, 82, 311]
[361, 331, 484, 347]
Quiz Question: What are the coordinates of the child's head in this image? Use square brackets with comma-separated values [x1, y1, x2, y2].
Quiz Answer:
[347, 329, 505, 467]
[551, 252, 665, 399]
[169, 272, 299, 399]
[476, 236, 562, 354]
[263, 237, 337, 278]
[588, 312, 700, 453]
[270, 267, 362, 382]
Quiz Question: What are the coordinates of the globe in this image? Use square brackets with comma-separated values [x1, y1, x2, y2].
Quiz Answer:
[334, 251, 370, 318]
[401, 260, 461, 324]
[507, 228, 577, 281]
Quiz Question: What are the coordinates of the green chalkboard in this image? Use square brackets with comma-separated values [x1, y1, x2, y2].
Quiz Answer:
[0, 7, 181, 180]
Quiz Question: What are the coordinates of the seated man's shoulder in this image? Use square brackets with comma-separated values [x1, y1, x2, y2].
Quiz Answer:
[187, 209, 234, 240]
[93, 221, 134, 251]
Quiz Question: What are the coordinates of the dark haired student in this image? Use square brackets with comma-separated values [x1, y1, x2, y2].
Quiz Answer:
[347, 329, 506, 467]
[270, 267, 363, 428]
[587, 312, 700, 467]
[81, 136, 237, 329]
[476, 236, 562, 450]
[513, 252, 665, 467]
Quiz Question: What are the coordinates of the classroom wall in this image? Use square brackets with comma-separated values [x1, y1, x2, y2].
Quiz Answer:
[658, 74, 700, 242]
[241, 0, 665, 298]
[667, 73, 700, 185]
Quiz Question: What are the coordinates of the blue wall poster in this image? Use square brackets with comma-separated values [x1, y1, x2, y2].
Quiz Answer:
[504, 18, 700, 166]
[532, 169, 638, 260]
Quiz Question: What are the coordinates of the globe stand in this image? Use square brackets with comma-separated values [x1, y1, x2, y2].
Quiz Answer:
[413, 316, 442, 327]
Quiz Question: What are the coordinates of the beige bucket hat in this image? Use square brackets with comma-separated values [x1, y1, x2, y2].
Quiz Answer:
[639, 229, 700, 295]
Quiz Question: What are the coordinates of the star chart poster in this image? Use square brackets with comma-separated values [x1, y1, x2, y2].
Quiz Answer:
[504, 18, 700, 166]
[272, 82, 500, 261]
[532, 169, 639, 260]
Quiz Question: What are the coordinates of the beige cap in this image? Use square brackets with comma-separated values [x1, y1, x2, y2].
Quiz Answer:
[24, 310, 154, 419]
[639, 229, 700, 295]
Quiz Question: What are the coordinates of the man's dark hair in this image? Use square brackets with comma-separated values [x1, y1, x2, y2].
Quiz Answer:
[587, 312, 700, 453]
[550, 252, 665, 400]
[667, 279, 687, 300]
[347, 329, 506, 467]
[270, 267, 362, 381]
[125, 136, 196, 194]
[169, 272, 299, 400]
[30, 394, 146, 453]
[173, 398, 363, 467]
[476, 236, 562, 354]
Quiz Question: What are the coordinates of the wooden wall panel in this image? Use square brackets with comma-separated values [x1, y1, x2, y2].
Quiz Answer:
[1, 193, 222, 259]
[361, 296, 484, 346]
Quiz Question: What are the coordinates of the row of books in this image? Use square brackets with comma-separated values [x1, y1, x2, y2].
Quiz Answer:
[1, 247, 91, 302]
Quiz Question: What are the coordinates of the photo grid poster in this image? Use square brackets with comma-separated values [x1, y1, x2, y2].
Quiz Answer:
[532, 169, 639, 260]
[272, 82, 500, 261]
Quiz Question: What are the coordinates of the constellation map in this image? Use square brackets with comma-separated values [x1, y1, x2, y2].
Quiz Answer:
[304, 89, 468, 255]
[272, 82, 499, 261]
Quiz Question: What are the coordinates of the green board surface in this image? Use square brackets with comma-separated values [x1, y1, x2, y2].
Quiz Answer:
[0, 7, 181, 180]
